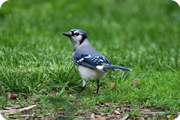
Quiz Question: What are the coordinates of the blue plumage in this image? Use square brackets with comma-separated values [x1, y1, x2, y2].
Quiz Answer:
[73, 54, 111, 69]
[62, 29, 132, 94]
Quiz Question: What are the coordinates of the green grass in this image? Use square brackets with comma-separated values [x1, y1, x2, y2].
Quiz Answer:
[0, 0, 180, 119]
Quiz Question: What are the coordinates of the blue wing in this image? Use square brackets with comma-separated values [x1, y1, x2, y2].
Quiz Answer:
[73, 54, 111, 69]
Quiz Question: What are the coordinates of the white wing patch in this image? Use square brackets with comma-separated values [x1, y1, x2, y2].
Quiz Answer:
[77, 55, 91, 63]
[96, 65, 104, 69]
[85, 55, 91, 58]
[99, 59, 103, 62]
[77, 58, 84, 62]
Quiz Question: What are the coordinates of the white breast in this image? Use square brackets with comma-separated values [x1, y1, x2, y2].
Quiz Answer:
[77, 65, 107, 81]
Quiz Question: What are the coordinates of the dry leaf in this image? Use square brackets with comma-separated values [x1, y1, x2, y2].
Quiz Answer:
[98, 104, 104, 107]
[95, 115, 101, 118]
[24, 69, 27, 73]
[8, 92, 11, 99]
[8, 92, 18, 99]
[110, 82, 116, 90]
[141, 109, 151, 112]
[124, 101, 129, 103]
[101, 113, 109, 116]
[133, 117, 140, 120]
[168, 91, 172, 94]
[90, 113, 95, 118]
[120, 114, 129, 120]
[113, 110, 120, 115]
[167, 114, 172, 119]
[132, 78, 140, 87]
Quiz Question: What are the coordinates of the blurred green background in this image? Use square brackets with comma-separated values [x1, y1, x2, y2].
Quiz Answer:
[0, 0, 180, 117]
[0, 0, 179, 72]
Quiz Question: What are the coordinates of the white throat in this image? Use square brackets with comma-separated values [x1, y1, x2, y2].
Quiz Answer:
[70, 38, 80, 50]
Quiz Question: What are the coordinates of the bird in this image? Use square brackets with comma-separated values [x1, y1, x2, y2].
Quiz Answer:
[62, 29, 131, 94]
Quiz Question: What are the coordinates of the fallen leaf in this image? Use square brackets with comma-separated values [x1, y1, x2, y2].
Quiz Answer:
[168, 91, 172, 94]
[141, 109, 151, 112]
[132, 78, 140, 87]
[90, 113, 95, 118]
[8, 92, 18, 99]
[110, 82, 116, 90]
[113, 110, 120, 115]
[68, 94, 74, 97]
[133, 117, 140, 120]
[167, 114, 172, 119]
[101, 113, 109, 116]
[120, 114, 129, 120]
[24, 69, 27, 73]
[7, 92, 11, 99]
[98, 104, 104, 107]
[124, 101, 129, 103]
[95, 115, 101, 118]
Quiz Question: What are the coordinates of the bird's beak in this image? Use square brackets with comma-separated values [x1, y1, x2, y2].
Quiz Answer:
[62, 32, 72, 37]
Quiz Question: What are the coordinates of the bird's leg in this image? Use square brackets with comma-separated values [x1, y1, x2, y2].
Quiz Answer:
[78, 86, 86, 94]
[96, 79, 101, 94]
[78, 79, 86, 94]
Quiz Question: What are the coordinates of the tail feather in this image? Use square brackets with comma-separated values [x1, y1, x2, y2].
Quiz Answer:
[103, 65, 132, 71]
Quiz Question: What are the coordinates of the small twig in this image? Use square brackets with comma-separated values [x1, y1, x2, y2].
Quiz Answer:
[3, 105, 20, 110]
[0, 105, 37, 115]
[9, 113, 36, 118]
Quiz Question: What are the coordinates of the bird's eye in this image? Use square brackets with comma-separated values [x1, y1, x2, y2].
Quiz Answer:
[74, 33, 79, 36]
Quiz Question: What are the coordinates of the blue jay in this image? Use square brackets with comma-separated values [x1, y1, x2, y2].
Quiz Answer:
[62, 29, 131, 94]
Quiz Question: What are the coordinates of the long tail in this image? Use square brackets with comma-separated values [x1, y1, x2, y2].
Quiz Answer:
[103, 65, 132, 71]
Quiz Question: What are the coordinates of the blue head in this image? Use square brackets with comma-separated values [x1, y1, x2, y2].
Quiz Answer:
[62, 29, 88, 50]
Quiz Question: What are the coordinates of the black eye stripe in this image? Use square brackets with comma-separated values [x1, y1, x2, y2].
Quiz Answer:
[71, 31, 74, 36]
[72, 31, 80, 36]
[74, 33, 79, 35]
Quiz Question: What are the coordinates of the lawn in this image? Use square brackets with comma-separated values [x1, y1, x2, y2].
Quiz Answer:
[0, 0, 180, 119]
